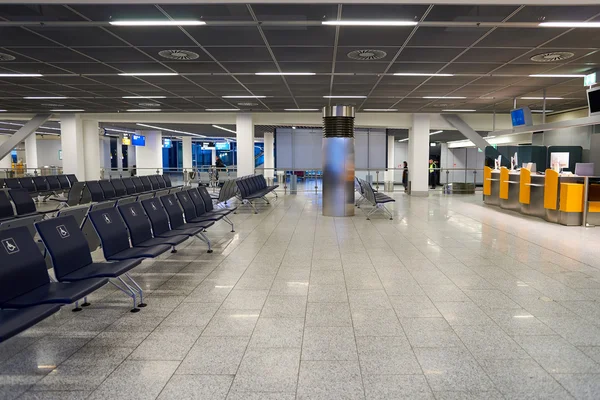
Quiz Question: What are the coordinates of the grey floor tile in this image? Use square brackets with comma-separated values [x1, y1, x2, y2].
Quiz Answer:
[452, 324, 530, 360]
[17, 391, 91, 400]
[308, 285, 348, 303]
[485, 309, 556, 336]
[464, 289, 521, 310]
[302, 326, 358, 361]
[389, 295, 442, 318]
[432, 390, 504, 399]
[352, 309, 404, 337]
[435, 301, 493, 326]
[401, 318, 463, 348]
[363, 374, 434, 400]
[414, 347, 495, 392]
[177, 336, 249, 375]
[222, 289, 269, 310]
[297, 360, 364, 400]
[231, 348, 300, 393]
[269, 279, 309, 296]
[261, 295, 307, 318]
[539, 316, 600, 346]
[249, 318, 304, 348]
[306, 303, 352, 327]
[87, 360, 179, 400]
[129, 326, 201, 361]
[202, 309, 260, 337]
[514, 335, 600, 374]
[348, 290, 392, 310]
[356, 336, 421, 375]
[554, 373, 600, 400]
[157, 375, 233, 400]
[227, 392, 296, 400]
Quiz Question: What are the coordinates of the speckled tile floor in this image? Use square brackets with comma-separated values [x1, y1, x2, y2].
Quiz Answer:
[2, 190, 600, 400]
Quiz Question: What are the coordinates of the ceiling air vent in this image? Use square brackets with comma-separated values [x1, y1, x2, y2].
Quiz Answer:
[347, 49, 387, 61]
[158, 49, 200, 61]
[530, 52, 574, 63]
[0, 53, 16, 61]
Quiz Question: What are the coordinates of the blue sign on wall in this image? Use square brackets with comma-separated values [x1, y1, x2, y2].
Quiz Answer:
[215, 142, 230, 151]
[511, 108, 526, 127]
[132, 134, 146, 146]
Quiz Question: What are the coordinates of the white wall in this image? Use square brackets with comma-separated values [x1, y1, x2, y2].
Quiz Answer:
[440, 145, 485, 185]
[36, 138, 62, 167]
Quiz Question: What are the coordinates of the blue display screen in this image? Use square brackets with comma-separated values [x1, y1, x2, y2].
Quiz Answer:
[215, 142, 230, 151]
[163, 138, 172, 148]
[132, 134, 145, 146]
[511, 109, 526, 127]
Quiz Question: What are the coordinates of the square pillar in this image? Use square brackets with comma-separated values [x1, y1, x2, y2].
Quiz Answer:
[0, 136, 12, 170]
[385, 134, 395, 184]
[182, 136, 192, 171]
[25, 134, 38, 173]
[264, 132, 274, 179]
[83, 120, 100, 181]
[135, 131, 162, 176]
[408, 113, 430, 196]
[236, 113, 254, 176]
[61, 114, 85, 180]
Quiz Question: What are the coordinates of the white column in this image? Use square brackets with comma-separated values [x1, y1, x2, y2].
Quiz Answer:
[236, 113, 254, 176]
[0, 136, 12, 171]
[264, 132, 274, 178]
[61, 114, 85, 180]
[127, 145, 136, 171]
[408, 113, 430, 196]
[182, 136, 192, 171]
[385, 134, 395, 184]
[82, 120, 100, 181]
[211, 148, 216, 166]
[116, 134, 123, 172]
[25, 134, 38, 173]
[136, 131, 162, 176]
[99, 136, 111, 170]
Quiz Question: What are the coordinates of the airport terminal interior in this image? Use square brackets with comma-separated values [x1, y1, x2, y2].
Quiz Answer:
[3, 1, 600, 399]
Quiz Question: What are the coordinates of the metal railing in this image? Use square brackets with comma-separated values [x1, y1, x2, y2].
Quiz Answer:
[0, 166, 63, 178]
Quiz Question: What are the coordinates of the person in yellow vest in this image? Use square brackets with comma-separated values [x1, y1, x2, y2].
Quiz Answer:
[429, 159, 437, 189]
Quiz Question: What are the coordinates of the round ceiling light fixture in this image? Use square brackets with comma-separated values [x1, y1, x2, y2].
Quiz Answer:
[530, 52, 574, 63]
[158, 49, 200, 61]
[0, 53, 16, 61]
[347, 49, 387, 61]
[237, 102, 258, 106]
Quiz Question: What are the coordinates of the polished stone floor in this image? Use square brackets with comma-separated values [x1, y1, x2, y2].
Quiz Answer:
[2, 190, 600, 399]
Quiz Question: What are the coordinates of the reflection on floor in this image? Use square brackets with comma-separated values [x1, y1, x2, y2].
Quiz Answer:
[2, 191, 600, 400]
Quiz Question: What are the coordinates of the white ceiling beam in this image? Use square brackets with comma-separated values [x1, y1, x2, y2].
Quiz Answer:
[0, 114, 51, 160]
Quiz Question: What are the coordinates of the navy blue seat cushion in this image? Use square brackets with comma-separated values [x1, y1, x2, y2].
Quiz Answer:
[0, 305, 60, 343]
[33, 177, 49, 192]
[160, 194, 186, 229]
[88, 208, 132, 259]
[8, 189, 37, 215]
[148, 175, 161, 190]
[136, 235, 188, 248]
[46, 176, 61, 190]
[141, 198, 171, 236]
[107, 244, 171, 261]
[62, 259, 141, 281]
[99, 180, 117, 199]
[139, 176, 153, 192]
[162, 175, 173, 187]
[0, 191, 14, 220]
[86, 181, 105, 202]
[111, 179, 127, 197]
[117, 202, 155, 246]
[66, 174, 78, 184]
[3, 279, 107, 308]
[122, 178, 137, 195]
[187, 189, 222, 221]
[57, 175, 71, 189]
[18, 178, 36, 193]
[157, 226, 204, 237]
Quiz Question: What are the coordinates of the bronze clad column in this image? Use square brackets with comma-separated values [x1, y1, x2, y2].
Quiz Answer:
[322, 105, 355, 217]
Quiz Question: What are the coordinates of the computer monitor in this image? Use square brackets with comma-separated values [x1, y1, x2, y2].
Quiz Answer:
[575, 163, 595, 177]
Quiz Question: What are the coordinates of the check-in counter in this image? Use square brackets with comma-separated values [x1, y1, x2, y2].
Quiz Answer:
[483, 166, 600, 226]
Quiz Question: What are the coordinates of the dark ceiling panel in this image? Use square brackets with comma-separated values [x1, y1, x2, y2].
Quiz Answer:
[69, 4, 166, 22]
[278, 62, 332, 73]
[0, 63, 68, 75]
[2, 47, 93, 63]
[341, 4, 428, 21]
[337, 27, 413, 47]
[106, 27, 198, 47]
[396, 47, 464, 63]
[221, 61, 277, 74]
[425, 5, 520, 22]
[263, 26, 335, 46]
[274, 47, 334, 63]
[0, 27, 55, 46]
[29, 27, 126, 47]
[76, 47, 156, 63]
[161, 62, 223, 74]
[160, 4, 253, 21]
[508, 6, 600, 23]
[440, 63, 501, 74]
[0, 5, 83, 21]
[186, 26, 264, 46]
[335, 62, 388, 74]
[476, 28, 566, 48]
[457, 48, 527, 64]
[251, 4, 338, 21]
[408, 27, 489, 47]
[208, 47, 272, 62]
[543, 30, 600, 49]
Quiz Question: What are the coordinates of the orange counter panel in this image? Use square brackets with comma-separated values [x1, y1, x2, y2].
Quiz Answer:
[560, 183, 584, 213]
[544, 169, 559, 210]
[499, 167, 509, 200]
[519, 168, 531, 204]
[483, 166, 492, 196]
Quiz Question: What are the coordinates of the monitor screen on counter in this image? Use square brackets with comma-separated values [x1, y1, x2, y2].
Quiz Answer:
[588, 87, 600, 115]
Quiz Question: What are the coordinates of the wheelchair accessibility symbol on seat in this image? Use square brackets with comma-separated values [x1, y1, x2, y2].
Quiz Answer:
[168, 199, 173, 205]
[1, 238, 19, 254]
[151, 202, 157, 210]
[102, 213, 112, 224]
[130, 208, 137, 217]
[56, 225, 70, 239]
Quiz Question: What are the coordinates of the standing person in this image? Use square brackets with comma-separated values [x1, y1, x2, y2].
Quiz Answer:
[402, 161, 409, 192]
[214, 156, 225, 182]
[429, 159, 437, 189]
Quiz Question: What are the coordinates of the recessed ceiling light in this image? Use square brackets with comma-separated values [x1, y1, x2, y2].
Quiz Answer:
[136, 123, 206, 138]
[430, 143, 437, 147]
[292, 126, 297, 129]
[0, 73, 42, 77]
[443, 109, 476, 112]
[212, 124, 237, 134]
[222, 95, 266, 99]
[539, 22, 600, 28]
[110, 20, 206, 26]
[398, 138, 409, 142]
[122, 96, 166, 99]
[423, 96, 466, 99]
[363, 109, 398, 111]
[119, 73, 178, 76]
[104, 127, 137, 134]
[323, 20, 417, 26]
[205, 108, 240, 111]
[255, 72, 315, 76]
[531, 109, 554, 113]
[394, 73, 453, 77]
[23, 96, 68, 100]
[50, 109, 85, 112]
[126, 109, 161, 112]
[521, 97, 563, 100]
[323, 95, 367, 98]
[430, 130, 443, 135]
[529, 74, 585, 78]
[285, 108, 319, 111]
[0, 109, 6, 112]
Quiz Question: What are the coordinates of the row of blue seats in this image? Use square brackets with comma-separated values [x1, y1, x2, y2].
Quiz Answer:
[236, 175, 279, 213]
[88, 175, 174, 203]
[0, 185, 236, 343]
[0, 174, 78, 196]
